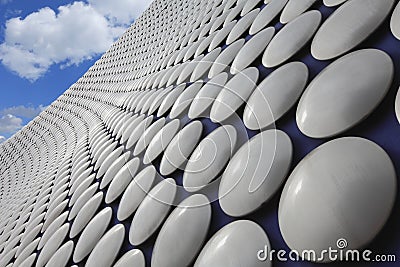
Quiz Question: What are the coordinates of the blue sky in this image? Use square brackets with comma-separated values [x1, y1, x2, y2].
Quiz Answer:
[0, 0, 152, 143]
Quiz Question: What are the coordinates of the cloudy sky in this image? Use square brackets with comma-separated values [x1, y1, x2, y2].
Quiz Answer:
[0, 0, 152, 143]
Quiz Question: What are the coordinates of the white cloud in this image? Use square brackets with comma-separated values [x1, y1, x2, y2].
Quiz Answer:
[0, 44, 51, 81]
[0, 0, 152, 81]
[0, 136, 5, 144]
[0, 104, 46, 139]
[0, 114, 22, 133]
[0, 104, 46, 119]
[88, 0, 152, 25]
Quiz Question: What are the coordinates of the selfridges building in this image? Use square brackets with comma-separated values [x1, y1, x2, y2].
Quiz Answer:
[0, 0, 400, 266]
